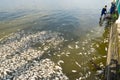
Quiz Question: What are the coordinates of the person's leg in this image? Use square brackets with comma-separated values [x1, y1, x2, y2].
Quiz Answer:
[100, 13, 103, 18]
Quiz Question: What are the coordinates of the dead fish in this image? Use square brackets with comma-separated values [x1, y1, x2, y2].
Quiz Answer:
[68, 45, 73, 49]
[75, 45, 79, 49]
[75, 61, 81, 68]
[57, 60, 64, 65]
[72, 70, 77, 73]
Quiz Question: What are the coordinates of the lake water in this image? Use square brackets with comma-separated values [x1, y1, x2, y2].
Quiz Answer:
[0, 0, 111, 80]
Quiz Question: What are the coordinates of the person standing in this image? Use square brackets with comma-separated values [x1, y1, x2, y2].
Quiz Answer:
[100, 5, 107, 19]
[99, 5, 107, 26]
[110, 2, 116, 14]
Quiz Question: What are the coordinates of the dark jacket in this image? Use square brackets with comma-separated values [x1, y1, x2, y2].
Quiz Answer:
[101, 8, 107, 16]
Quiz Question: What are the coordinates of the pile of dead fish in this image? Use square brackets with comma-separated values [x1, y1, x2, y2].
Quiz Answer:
[0, 30, 68, 80]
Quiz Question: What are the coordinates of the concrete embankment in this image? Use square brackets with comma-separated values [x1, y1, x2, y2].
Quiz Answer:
[106, 23, 120, 80]
[107, 23, 119, 65]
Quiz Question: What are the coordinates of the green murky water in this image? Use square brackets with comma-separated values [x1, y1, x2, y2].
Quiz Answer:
[0, 0, 111, 80]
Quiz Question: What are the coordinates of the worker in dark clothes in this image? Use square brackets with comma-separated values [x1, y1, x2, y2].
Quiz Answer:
[101, 5, 107, 19]
[99, 5, 107, 26]
[110, 2, 116, 14]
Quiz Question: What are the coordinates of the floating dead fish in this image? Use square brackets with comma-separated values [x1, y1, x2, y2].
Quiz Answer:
[0, 30, 67, 80]
[75, 61, 81, 68]
[65, 54, 69, 57]
[64, 40, 68, 42]
[102, 56, 107, 58]
[72, 70, 77, 73]
[61, 52, 65, 55]
[82, 47, 85, 50]
[88, 71, 91, 75]
[66, 52, 70, 55]
[75, 41, 79, 44]
[75, 45, 79, 49]
[68, 45, 73, 49]
[105, 47, 107, 51]
[96, 44, 99, 48]
[57, 60, 64, 65]
[91, 48, 95, 52]
[79, 52, 82, 55]
[57, 55, 61, 57]
[79, 77, 82, 80]
[48, 54, 51, 56]
[104, 39, 108, 43]
[44, 47, 49, 51]
[84, 53, 87, 55]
